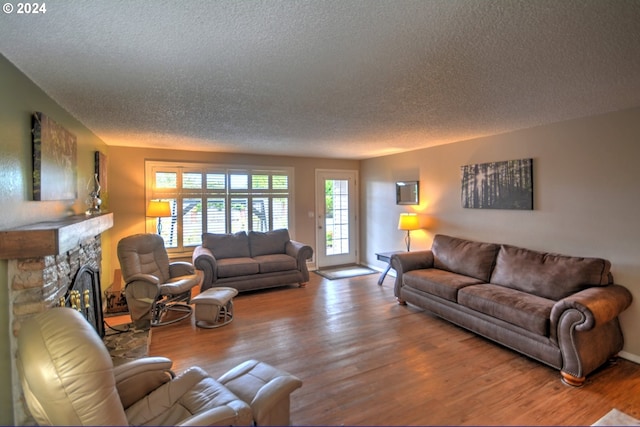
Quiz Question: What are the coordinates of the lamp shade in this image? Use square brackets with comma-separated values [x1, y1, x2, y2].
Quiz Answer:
[147, 200, 172, 217]
[398, 213, 419, 230]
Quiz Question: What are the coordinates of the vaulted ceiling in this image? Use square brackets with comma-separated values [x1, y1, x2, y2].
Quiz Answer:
[1, 0, 639, 159]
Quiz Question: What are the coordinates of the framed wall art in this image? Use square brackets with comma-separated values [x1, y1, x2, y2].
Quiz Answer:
[461, 158, 533, 210]
[32, 112, 77, 201]
[396, 181, 419, 205]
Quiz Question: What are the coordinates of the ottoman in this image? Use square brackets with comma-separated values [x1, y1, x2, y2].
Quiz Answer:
[192, 286, 238, 328]
[218, 359, 303, 426]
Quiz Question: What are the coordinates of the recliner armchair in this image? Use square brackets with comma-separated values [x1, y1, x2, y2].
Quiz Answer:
[17, 308, 303, 426]
[118, 233, 201, 328]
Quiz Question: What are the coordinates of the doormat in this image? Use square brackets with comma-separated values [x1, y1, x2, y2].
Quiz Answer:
[592, 409, 640, 426]
[315, 266, 377, 280]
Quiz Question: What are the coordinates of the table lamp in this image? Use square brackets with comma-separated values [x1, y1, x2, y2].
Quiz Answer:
[147, 200, 172, 234]
[398, 213, 419, 251]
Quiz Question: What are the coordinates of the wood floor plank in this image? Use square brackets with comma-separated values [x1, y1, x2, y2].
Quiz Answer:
[149, 273, 640, 425]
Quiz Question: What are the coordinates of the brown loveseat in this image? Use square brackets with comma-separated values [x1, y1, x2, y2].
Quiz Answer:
[391, 234, 632, 386]
[193, 229, 313, 292]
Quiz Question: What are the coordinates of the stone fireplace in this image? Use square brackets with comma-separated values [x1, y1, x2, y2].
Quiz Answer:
[0, 212, 113, 426]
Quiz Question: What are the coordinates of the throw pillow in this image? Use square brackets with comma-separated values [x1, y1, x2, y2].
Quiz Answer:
[202, 231, 250, 259]
[249, 229, 290, 257]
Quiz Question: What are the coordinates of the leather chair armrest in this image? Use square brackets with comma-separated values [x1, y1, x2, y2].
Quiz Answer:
[170, 261, 195, 277]
[125, 367, 253, 426]
[114, 357, 174, 381]
[126, 273, 160, 285]
[550, 284, 633, 333]
[391, 250, 434, 298]
[176, 406, 246, 426]
[218, 359, 303, 426]
[248, 374, 302, 425]
[114, 357, 175, 410]
[124, 279, 161, 323]
[193, 246, 217, 290]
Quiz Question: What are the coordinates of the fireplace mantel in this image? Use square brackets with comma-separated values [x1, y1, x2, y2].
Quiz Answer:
[0, 212, 113, 259]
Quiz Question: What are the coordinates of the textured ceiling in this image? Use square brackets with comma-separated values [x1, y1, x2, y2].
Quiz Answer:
[1, 0, 640, 159]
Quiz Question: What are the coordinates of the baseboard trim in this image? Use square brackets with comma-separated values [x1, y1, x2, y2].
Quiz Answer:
[618, 350, 640, 365]
[365, 263, 397, 277]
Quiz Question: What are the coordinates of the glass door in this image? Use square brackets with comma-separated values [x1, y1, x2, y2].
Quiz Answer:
[315, 170, 358, 268]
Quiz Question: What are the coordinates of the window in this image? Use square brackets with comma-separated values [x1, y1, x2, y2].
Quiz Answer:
[146, 161, 293, 253]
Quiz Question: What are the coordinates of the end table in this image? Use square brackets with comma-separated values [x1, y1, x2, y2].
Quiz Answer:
[375, 251, 405, 285]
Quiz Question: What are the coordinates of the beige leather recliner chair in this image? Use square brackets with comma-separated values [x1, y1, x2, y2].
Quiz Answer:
[17, 308, 302, 426]
[118, 233, 201, 328]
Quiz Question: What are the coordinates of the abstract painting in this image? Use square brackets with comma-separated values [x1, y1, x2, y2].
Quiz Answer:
[461, 158, 533, 210]
[32, 112, 77, 201]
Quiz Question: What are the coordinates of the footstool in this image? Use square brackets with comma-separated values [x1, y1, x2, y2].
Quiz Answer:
[192, 286, 238, 328]
[218, 359, 303, 426]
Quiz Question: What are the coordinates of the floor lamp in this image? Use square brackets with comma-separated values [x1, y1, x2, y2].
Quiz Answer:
[398, 213, 419, 252]
[147, 200, 172, 235]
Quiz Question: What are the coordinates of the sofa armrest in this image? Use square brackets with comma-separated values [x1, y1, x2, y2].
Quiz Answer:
[192, 245, 218, 290]
[391, 250, 434, 298]
[286, 240, 314, 282]
[170, 261, 195, 277]
[550, 284, 633, 333]
[114, 357, 175, 409]
[549, 284, 632, 384]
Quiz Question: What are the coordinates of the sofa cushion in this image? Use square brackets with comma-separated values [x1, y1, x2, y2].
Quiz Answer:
[432, 234, 500, 282]
[249, 229, 290, 257]
[217, 257, 259, 278]
[203, 231, 250, 259]
[254, 254, 297, 274]
[403, 269, 485, 302]
[458, 284, 554, 336]
[490, 245, 612, 300]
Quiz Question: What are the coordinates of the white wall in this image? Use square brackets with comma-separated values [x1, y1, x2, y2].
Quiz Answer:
[361, 107, 640, 361]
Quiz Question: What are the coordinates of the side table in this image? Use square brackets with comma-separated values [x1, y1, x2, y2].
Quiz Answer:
[375, 251, 405, 285]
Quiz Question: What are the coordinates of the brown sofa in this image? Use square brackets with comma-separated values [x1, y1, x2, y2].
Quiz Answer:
[193, 229, 313, 292]
[391, 234, 632, 386]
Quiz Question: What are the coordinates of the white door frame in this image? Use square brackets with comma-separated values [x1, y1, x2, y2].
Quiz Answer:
[315, 169, 359, 268]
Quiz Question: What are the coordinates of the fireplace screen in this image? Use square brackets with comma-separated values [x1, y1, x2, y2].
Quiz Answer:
[61, 265, 105, 337]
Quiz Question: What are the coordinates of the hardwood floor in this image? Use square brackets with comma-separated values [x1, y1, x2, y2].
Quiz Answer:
[148, 272, 640, 426]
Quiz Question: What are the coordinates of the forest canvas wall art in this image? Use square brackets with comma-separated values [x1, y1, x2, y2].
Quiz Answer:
[32, 112, 77, 201]
[461, 158, 533, 210]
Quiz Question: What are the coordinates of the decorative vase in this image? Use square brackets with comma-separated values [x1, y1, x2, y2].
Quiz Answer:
[85, 173, 102, 215]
